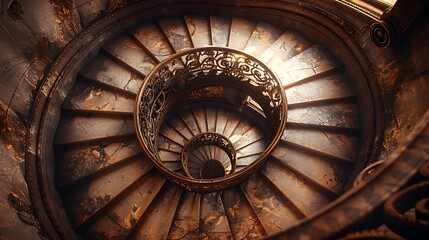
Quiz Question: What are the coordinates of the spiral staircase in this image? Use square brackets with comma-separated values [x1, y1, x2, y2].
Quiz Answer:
[39, 12, 381, 239]
[0, 0, 424, 238]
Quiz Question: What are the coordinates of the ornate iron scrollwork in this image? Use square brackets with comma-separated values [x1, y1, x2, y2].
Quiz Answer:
[135, 47, 287, 192]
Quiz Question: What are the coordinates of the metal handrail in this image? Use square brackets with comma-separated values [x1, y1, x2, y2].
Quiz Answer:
[134, 47, 287, 192]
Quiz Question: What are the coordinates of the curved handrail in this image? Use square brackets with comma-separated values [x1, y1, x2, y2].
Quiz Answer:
[182, 132, 237, 179]
[134, 47, 287, 192]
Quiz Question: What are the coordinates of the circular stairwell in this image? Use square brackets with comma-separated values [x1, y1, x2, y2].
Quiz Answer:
[26, 3, 385, 239]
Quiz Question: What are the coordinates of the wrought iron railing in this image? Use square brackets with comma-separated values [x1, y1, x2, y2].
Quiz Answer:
[134, 47, 287, 192]
[182, 132, 237, 179]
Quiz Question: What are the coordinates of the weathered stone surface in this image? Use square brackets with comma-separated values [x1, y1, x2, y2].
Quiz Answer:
[210, 16, 231, 47]
[130, 183, 182, 240]
[185, 15, 211, 47]
[62, 80, 135, 114]
[200, 192, 233, 239]
[244, 21, 283, 58]
[381, 73, 429, 159]
[130, 22, 175, 62]
[361, 6, 429, 161]
[0, 101, 40, 239]
[86, 170, 166, 239]
[103, 35, 157, 77]
[62, 157, 152, 228]
[157, 16, 193, 51]
[262, 159, 335, 216]
[272, 141, 350, 195]
[241, 173, 303, 234]
[229, 17, 257, 50]
[79, 54, 144, 95]
[74, 0, 126, 27]
[0, 142, 42, 240]
[167, 192, 201, 239]
[0, 0, 82, 120]
[222, 187, 266, 239]
[282, 128, 358, 163]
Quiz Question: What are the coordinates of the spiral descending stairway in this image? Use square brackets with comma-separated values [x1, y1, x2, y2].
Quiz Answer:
[51, 14, 373, 239]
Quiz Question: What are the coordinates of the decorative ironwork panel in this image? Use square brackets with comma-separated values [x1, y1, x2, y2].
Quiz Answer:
[135, 47, 287, 192]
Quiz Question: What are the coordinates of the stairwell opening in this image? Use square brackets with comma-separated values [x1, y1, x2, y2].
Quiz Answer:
[200, 160, 226, 179]
[135, 47, 287, 192]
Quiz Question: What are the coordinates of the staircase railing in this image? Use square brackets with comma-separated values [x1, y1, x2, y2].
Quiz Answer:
[134, 47, 287, 192]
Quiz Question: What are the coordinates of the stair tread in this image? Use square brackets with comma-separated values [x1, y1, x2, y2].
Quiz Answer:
[262, 160, 335, 216]
[56, 139, 142, 188]
[188, 147, 205, 163]
[129, 22, 175, 62]
[157, 135, 183, 154]
[79, 54, 144, 95]
[276, 45, 341, 87]
[187, 157, 201, 167]
[192, 149, 208, 163]
[130, 182, 182, 239]
[210, 16, 231, 47]
[191, 106, 208, 133]
[237, 155, 262, 168]
[222, 112, 242, 139]
[240, 173, 303, 234]
[158, 149, 180, 162]
[287, 102, 360, 129]
[163, 161, 184, 172]
[229, 120, 257, 145]
[167, 192, 201, 239]
[202, 145, 213, 160]
[229, 17, 257, 50]
[200, 192, 233, 239]
[167, 114, 195, 140]
[282, 128, 358, 163]
[232, 126, 265, 150]
[63, 157, 152, 228]
[285, 72, 355, 105]
[215, 106, 230, 134]
[62, 80, 134, 114]
[160, 124, 187, 147]
[53, 12, 372, 238]
[244, 21, 284, 58]
[236, 140, 265, 157]
[212, 146, 231, 165]
[184, 15, 211, 47]
[177, 107, 201, 136]
[54, 114, 134, 146]
[157, 16, 193, 51]
[163, 103, 268, 171]
[222, 187, 266, 239]
[205, 106, 218, 133]
[271, 142, 350, 195]
[85, 170, 166, 239]
[103, 34, 157, 77]
[260, 30, 312, 69]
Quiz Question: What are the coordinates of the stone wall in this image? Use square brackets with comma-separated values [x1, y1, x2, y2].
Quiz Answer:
[365, 6, 429, 160]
